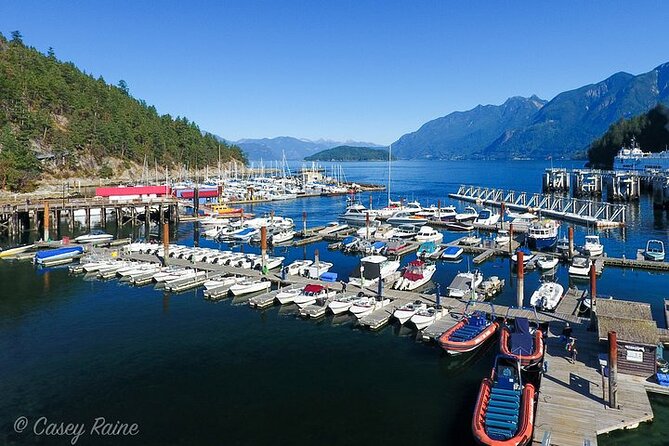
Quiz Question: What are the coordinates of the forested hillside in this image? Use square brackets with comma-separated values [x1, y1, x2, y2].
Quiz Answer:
[587, 105, 669, 168]
[0, 31, 245, 191]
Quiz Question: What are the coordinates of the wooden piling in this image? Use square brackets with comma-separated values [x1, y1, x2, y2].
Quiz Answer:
[261, 226, 267, 272]
[517, 249, 524, 307]
[509, 223, 514, 255]
[43, 201, 50, 241]
[162, 222, 170, 266]
[608, 331, 618, 408]
[568, 226, 574, 259]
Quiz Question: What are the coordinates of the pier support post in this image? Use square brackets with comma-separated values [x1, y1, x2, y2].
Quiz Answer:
[377, 274, 383, 298]
[43, 201, 50, 241]
[365, 212, 370, 239]
[608, 331, 618, 409]
[435, 283, 441, 309]
[437, 199, 441, 220]
[162, 222, 169, 266]
[500, 202, 505, 220]
[302, 212, 307, 236]
[589, 263, 597, 329]
[509, 224, 514, 255]
[260, 226, 267, 273]
[517, 250, 524, 308]
[85, 207, 90, 231]
[568, 226, 574, 259]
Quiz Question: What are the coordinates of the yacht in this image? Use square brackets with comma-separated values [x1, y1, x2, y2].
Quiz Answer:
[393, 260, 436, 291]
[348, 255, 401, 288]
[613, 137, 669, 171]
[536, 255, 559, 270]
[74, 230, 114, 243]
[529, 282, 564, 311]
[393, 224, 419, 239]
[339, 202, 374, 225]
[508, 211, 538, 231]
[643, 240, 665, 262]
[285, 260, 313, 276]
[304, 261, 334, 279]
[526, 219, 559, 251]
[275, 287, 303, 304]
[582, 235, 604, 257]
[319, 222, 349, 235]
[415, 226, 443, 243]
[474, 208, 500, 226]
[495, 230, 510, 246]
[385, 238, 410, 254]
[269, 230, 295, 244]
[455, 207, 478, 222]
[387, 211, 427, 226]
[374, 223, 398, 240]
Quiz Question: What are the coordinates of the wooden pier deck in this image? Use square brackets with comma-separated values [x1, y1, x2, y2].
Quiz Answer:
[532, 321, 654, 446]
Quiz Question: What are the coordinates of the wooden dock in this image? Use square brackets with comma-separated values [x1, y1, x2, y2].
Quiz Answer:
[532, 321, 654, 446]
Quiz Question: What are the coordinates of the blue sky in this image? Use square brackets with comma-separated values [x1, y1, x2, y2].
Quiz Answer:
[1, 1, 668, 144]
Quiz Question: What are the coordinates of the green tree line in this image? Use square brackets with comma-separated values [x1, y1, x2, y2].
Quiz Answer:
[0, 31, 246, 191]
[588, 104, 669, 168]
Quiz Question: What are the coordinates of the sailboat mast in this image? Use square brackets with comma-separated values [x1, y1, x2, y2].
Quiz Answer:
[387, 144, 392, 205]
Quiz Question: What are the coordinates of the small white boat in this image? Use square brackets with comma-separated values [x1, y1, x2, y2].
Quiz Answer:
[414, 225, 444, 243]
[286, 260, 313, 276]
[74, 230, 114, 243]
[536, 255, 559, 270]
[349, 296, 391, 319]
[568, 255, 593, 278]
[374, 224, 398, 240]
[348, 255, 401, 287]
[393, 224, 418, 239]
[387, 211, 428, 226]
[529, 282, 564, 311]
[231, 227, 258, 242]
[203, 276, 244, 291]
[328, 294, 364, 315]
[583, 235, 604, 257]
[229, 279, 271, 296]
[0, 244, 35, 258]
[270, 230, 295, 244]
[319, 222, 349, 235]
[304, 261, 333, 279]
[393, 300, 427, 324]
[511, 247, 535, 265]
[410, 307, 442, 330]
[393, 260, 436, 291]
[447, 270, 483, 298]
[275, 287, 303, 304]
[356, 223, 379, 239]
[293, 284, 337, 308]
[643, 239, 665, 262]
[460, 235, 481, 246]
[495, 230, 510, 246]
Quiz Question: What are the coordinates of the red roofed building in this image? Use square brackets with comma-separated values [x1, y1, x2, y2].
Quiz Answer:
[95, 185, 172, 202]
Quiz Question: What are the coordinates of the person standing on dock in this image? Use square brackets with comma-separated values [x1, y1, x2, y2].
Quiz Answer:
[340, 280, 347, 293]
[561, 323, 572, 344]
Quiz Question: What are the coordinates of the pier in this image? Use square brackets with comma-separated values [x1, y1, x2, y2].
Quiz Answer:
[449, 184, 626, 227]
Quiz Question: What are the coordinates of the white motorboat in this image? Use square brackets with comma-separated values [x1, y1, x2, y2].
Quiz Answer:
[293, 284, 337, 308]
[270, 230, 295, 244]
[393, 224, 418, 239]
[319, 222, 349, 235]
[348, 255, 401, 288]
[393, 300, 427, 324]
[529, 282, 564, 311]
[410, 307, 441, 330]
[455, 206, 478, 222]
[447, 270, 483, 298]
[339, 203, 375, 225]
[511, 247, 535, 265]
[414, 226, 444, 243]
[203, 276, 244, 291]
[526, 219, 560, 251]
[374, 224, 398, 240]
[393, 260, 436, 291]
[568, 255, 593, 278]
[304, 261, 333, 279]
[229, 279, 271, 296]
[387, 211, 428, 226]
[349, 296, 391, 319]
[583, 235, 604, 257]
[643, 239, 665, 262]
[275, 287, 303, 304]
[536, 255, 559, 270]
[460, 235, 481, 246]
[474, 208, 500, 226]
[0, 243, 35, 258]
[356, 223, 379, 239]
[262, 256, 285, 271]
[74, 230, 114, 243]
[441, 246, 464, 261]
[508, 211, 538, 230]
[286, 260, 313, 276]
[328, 294, 364, 315]
[495, 230, 510, 246]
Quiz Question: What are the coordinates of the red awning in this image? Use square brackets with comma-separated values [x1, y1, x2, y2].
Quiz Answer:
[304, 284, 324, 293]
[95, 186, 172, 197]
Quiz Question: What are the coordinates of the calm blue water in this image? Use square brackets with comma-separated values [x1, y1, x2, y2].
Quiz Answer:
[0, 160, 667, 445]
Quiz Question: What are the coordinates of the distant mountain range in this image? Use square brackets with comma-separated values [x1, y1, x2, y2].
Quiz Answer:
[231, 136, 384, 160]
[305, 146, 391, 161]
[392, 62, 669, 159]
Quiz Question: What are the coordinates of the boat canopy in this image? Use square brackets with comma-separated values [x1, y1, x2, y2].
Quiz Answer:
[443, 246, 462, 255]
[303, 284, 324, 294]
[509, 317, 533, 356]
